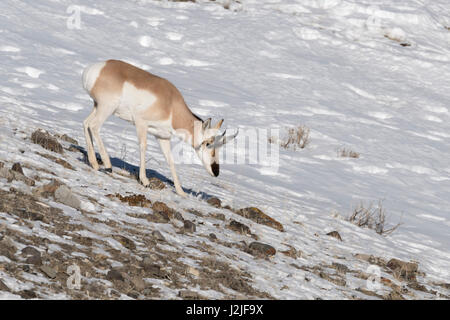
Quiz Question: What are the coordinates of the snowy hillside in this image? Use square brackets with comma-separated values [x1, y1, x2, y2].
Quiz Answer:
[0, 0, 449, 299]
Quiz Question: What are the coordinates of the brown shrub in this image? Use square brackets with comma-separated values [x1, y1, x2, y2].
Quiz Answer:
[348, 200, 401, 236]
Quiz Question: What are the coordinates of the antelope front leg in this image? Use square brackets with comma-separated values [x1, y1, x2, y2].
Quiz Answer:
[136, 122, 150, 186]
[158, 138, 187, 197]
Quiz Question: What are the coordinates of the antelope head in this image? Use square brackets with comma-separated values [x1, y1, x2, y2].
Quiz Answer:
[194, 118, 238, 177]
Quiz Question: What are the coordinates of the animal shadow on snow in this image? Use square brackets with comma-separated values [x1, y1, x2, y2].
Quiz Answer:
[71, 144, 214, 199]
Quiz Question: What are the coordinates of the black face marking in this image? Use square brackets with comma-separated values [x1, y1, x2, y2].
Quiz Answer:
[211, 162, 219, 177]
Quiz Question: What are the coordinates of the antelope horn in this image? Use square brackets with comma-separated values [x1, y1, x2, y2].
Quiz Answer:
[208, 128, 239, 148]
[202, 118, 212, 130]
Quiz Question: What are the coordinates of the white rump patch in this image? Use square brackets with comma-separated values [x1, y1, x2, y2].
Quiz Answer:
[82, 61, 106, 93]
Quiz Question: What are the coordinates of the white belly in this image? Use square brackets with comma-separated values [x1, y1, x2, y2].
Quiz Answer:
[147, 119, 174, 139]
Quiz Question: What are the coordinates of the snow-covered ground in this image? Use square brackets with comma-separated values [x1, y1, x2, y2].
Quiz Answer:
[0, 0, 449, 299]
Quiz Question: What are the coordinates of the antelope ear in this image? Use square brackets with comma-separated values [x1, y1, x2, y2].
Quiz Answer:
[213, 119, 224, 129]
[203, 118, 212, 130]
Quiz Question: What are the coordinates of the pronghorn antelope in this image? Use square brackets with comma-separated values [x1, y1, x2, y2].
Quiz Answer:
[82, 59, 237, 197]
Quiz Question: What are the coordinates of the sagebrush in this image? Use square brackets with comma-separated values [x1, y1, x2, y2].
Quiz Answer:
[347, 200, 401, 236]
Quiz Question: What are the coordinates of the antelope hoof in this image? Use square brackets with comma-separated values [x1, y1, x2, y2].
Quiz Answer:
[140, 177, 150, 187]
[176, 189, 187, 198]
[104, 167, 112, 173]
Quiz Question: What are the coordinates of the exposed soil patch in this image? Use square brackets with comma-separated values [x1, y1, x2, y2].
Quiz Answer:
[206, 197, 222, 208]
[36, 152, 75, 170]
[106, 193, 152, 208]
[146, 177, 166, 190]
[0, 164, 35, 186]
[0, 188, 62, 223]
[234, 207, 284, 232]
[196, 257, 273, 299]
[54, 133, 78, 145]
[245, 242, 276, 258]
[386, 258, 419, 282]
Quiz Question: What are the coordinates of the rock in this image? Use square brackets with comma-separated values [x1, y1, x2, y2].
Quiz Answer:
[26, 255, 42, 266]
[187, 208, 203, 217]
[131, 277, 146, 291]
[354, 253, 371, 261]
[40, 265, 57, 279]
[127, 291, 140, 299]
[187, 266, 200, 277]
[0, 235, 17, 260]
[332, 263, 349, 274]
[408, 281, 429, 293]
[107, 193, 152, 208]
[0, 167, 35, 186]
[112, 235, 136, 250]
[387, 258, 418, 273]
[22, 246, 42, 265]
[281, 246, 301, 259]
[228, 220, 252, 236]
[11, 163, 24, 175]
[31, 129, 63, 154]
[142, 264, 168, 279]
[106, 269, 124, 282]
[21, 246, 40, 257]
[174, 211, 184, 221]
[54, 185, 81, 210]
[0, 167, 14, 182]
[178, 290, 202, 300]
[209, 233, 217, 240]
[248, 242, 276, 257]
[147, 177, 165, 190]
[354, 253, 386, 267]
[0, 162, 4, 169]
[142, 256, 154, 266]
[152, 201, 172, 215]
[152, 230, 165, 241]
[32, 179, 64, 198]
[384, 290, 404, 300]
[387, 258, 418, 281]
[0, 189, 62, 223]
[0, 279, 10, 292]
[235, 207, 284, 232]
[56, 134, 78, 145]
[326, 231, 343, 241]
[356, 288, 383, 299]
[36, 152, 74, 170]
[318, 271, 346, 287]
[149, 211, 170, 223]
[19, 289, 37, 299]
[207, 197, 222, 208]
[183, 220, 196, 233]
[210, 213, 225, 221]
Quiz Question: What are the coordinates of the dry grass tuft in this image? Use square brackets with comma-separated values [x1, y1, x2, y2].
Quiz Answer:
[337, 147, 360, 158]
[347, 200, 401, 236]
[269, 126, 310, 150]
